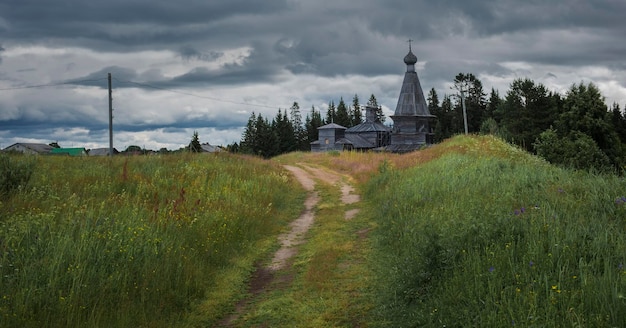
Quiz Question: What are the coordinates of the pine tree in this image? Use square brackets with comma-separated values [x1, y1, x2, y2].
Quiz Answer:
[497, 78, 559, 152]
[290, 102, 308, 150]
[325, 101, 336, 124]
[335, 97, 351, 127]
[610, 103, 626, 143]
[351, 94, 362, 125]
[273, 109, 296, 154]
[485, 88, 501, 122]
[367, 94, 385, 122]
[189, 130, 202, 153]
[434, 95, 455, 142]
[240, 112, 257, 154]
[427, 88, 440, 116]
[255, 114, 279, 158]
[305, 105, 323, 144]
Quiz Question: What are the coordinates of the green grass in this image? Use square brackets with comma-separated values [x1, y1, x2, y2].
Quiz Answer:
[0, 153, 305, 327]
[231, 166, 374, 327]
[365, 135, 626, 327]
[2, 135, 625, 327]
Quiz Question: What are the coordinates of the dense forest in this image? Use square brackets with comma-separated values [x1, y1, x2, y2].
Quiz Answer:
[233, 74, 626, 173]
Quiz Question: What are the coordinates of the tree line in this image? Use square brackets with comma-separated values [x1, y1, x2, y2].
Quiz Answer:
[429, 73, 626, 172]
[235, 94, 381, 158]
[230, 72, 626, 172]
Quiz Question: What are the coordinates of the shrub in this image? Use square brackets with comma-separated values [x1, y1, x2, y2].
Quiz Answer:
[0, 154, 34, 198]
[535, 128, 612, 172]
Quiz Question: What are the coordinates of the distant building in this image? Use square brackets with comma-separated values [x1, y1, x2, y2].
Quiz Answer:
[310, 105, 392, 152]
[311, 123, 349, 152]
[89, 148, 120, 156]
[2, 143, 53, 155]
[200, 143, 223, 153]
[310, 45, 434, 153]
[50, 148, 87, 156]
[344, 105, 391, 151]
[388, 44, 436, 153]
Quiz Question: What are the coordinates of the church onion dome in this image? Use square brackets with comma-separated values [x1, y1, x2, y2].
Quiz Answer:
[403, 49, 417, 65]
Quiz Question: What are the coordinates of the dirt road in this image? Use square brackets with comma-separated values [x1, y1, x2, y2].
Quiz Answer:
[217, 164, 360, 326]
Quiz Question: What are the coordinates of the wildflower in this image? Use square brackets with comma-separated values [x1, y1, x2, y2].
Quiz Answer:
[529, 260, 534, 267]
[489, 266, 495, 273]
[514, 210, 520, 216]
[619, 263, 624, 270]
[551, 285, 557, 290]
[521, 207, 526, 213]
[558, 188, 564, 193]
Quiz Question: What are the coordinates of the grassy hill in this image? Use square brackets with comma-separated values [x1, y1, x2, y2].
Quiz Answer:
[364, 135, 626, 327]
[1, 135, 625, 327]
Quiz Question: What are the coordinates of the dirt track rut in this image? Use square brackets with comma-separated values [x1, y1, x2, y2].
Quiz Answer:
[217, 164, 359, 327]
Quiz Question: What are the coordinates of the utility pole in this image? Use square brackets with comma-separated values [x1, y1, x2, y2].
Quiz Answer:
[108, 73, 113, 156]
[452, 80, 469, 135]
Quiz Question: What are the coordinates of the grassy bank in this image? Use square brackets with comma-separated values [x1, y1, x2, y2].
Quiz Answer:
[365, 135, 626, 326]
[0, 153, 305, 327]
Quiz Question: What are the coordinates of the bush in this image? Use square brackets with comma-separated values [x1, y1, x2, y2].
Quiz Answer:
[535, 128, 612, 172]
[0, 154, 34, 198]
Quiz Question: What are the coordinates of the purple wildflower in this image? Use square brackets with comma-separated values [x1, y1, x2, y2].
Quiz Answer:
[529, 260, 534, 267]
[489, 266, 495, 273]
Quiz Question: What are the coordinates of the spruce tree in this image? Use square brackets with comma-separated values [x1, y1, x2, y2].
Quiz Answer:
[351, 94, 362, 125]
[326, 101, 336, 124]
[255, 114, 279, 158]
[497, 78, 559, 152]
[240, 112, 257, 154]
[305, 106, 324, 144]
[273, 109, 296, 154]
[290, 102, 308, 150]
[189, 130, 202, 153]
[335, 97, 351, 127]
[367, 94, 385, 122]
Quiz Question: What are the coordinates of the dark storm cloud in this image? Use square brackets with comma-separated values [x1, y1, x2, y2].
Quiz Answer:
[1, 0, 625, 149]
[178, 45, 223, 62]
[0, 0, 291, 47]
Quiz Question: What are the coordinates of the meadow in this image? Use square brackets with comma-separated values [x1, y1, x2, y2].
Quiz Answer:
[1, 135, 625, 327]
[364, 136, 626, 327]
[0, 153, 305, 327]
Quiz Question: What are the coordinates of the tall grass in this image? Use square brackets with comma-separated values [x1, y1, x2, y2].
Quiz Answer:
[0, 153, 304, 327]
[365, 136, 626, 327]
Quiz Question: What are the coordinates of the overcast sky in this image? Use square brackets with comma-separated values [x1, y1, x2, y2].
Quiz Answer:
[1, 0, 625, 151]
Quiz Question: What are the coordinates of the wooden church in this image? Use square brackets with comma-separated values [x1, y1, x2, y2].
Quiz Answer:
[311, 44, 435, 153]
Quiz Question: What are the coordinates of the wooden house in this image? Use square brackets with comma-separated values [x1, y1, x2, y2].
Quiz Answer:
[2, 143, 53, 155]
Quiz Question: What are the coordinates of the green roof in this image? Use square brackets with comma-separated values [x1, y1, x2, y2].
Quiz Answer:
[50, 148, 87, 156]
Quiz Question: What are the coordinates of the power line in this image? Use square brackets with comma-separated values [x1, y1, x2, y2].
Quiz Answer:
[112, 77, 281, 110]
[0, 75, 284, 110]
[0, 78, 108, 91]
